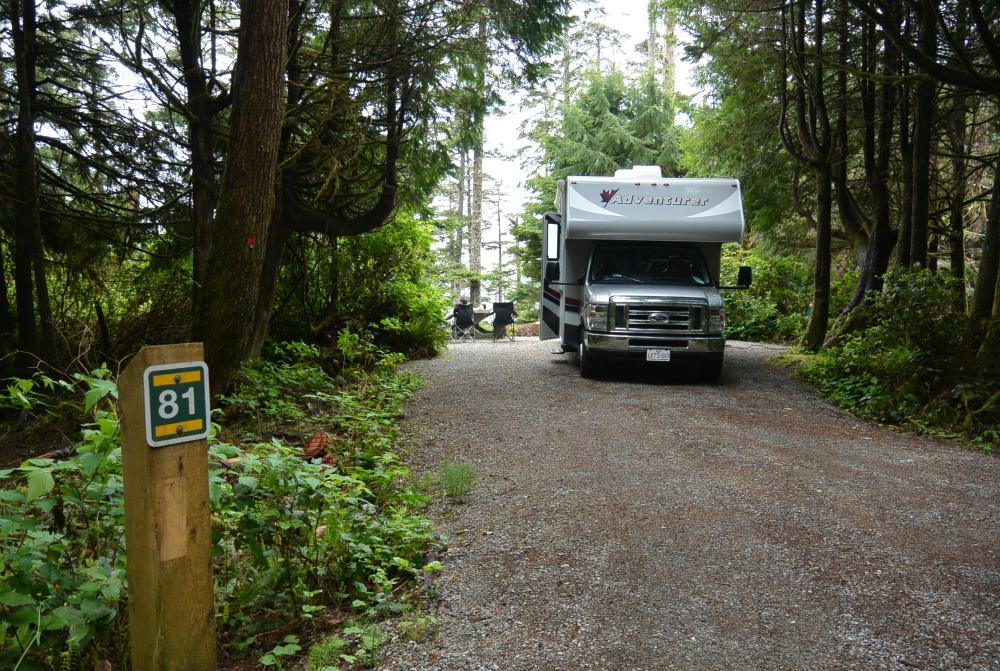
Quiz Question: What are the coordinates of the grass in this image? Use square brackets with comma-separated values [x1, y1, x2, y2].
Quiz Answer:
[441, 459, 476, 498]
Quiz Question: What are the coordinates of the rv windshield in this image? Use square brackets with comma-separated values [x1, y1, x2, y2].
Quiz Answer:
[588, 244, 712, 287]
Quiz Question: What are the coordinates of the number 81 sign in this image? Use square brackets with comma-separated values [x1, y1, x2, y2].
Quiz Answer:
[143, 361, 211, 447]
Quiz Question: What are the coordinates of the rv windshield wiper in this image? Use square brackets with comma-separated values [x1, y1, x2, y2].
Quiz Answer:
[603, 277, 645, 284]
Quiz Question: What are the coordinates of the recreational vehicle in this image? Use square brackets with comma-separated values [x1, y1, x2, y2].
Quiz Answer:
[539, 166, 751, 380]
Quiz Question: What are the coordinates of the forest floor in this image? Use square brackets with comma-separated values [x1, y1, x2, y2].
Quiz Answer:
[382, 339, 1000, 670]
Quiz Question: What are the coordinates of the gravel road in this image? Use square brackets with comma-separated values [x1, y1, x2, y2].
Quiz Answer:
[384, 339, 1000, 671]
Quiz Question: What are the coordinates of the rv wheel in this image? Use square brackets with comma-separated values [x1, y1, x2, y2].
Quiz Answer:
[699, 353, 724, 382]
[579, 343, 600, 379]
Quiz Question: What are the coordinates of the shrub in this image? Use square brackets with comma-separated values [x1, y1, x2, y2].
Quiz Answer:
[0, 371, 126, 670]
[721, 246, 811, 342]
[268, 210, 450, 359]
[798, 268, 999, 445]
[721, 246, 857, 343]
[220, 341, 336, 434]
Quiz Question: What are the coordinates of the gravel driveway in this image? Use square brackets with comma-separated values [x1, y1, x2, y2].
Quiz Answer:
[385, 339, 1000, 671]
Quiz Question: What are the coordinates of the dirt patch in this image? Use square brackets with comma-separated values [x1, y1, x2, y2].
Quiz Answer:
[384, 339, 1000, 671]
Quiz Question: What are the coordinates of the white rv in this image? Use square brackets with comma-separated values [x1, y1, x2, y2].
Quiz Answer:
[539, 165, 750, 380]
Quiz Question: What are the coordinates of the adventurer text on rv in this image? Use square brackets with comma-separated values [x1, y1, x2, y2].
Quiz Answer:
[539, 165, 751, 381]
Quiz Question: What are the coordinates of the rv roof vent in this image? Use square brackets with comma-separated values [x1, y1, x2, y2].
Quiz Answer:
[614, 165, 663, 179]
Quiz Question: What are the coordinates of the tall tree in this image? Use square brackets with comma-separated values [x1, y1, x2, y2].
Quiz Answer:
[779, 0, 835, 350]
[849, 0, 1000, 329]
[8, 0, 54, 367]
[455, 147, 468, 299]
[168, 0, 229, 326]
[467, 16, 488, 306]
[199, 0, 288, 394]
[833, 2, 899, 316]
[908, 0, 937, 267]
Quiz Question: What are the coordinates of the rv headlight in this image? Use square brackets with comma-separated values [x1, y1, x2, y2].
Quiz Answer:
[708, 306, 726, 334]
[584, 302, 608, 331]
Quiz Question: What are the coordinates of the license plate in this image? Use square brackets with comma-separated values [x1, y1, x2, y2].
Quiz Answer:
[646, 349, 671, 362]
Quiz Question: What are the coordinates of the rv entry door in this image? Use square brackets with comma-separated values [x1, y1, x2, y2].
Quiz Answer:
[540, 212, 561, 341]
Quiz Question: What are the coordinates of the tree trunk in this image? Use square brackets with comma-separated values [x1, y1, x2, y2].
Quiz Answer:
[454, 148, 466, 299]
[467, 18, 487, 307]
[835, 3, 870, 313]
[896, 12, 914, 267]
[95, 300, 111, 361]
[661, 7, 676, 95]
[947, 104, 969, 307]
[249, 0, 305, 357]
[469, 142, 483, 306]
[200, 0, 288, 395]
[946, 2, 970, 305]
[561, 38, 571, 104]
[970, 160, 1000, 324]
[994, 265, 1000, 318]
[325, 235, 340, 333]
[172, 0, 219, 334]
[31, 223, 54, 359]
[804, 168, 833, 351]
[862, 10, 899, 301]
[249, 202, 291, 356]
[647, 1, 657, 76]
[9, 0, 53, 367]
[976, 216, 1000, 360]
[908, 0, 936, 267]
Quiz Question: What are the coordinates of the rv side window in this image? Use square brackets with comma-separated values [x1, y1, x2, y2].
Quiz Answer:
[545, 222, 559, 260]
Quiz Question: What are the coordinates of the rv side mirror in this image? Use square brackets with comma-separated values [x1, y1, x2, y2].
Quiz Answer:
[545, 260, 560, 282]
[737, 265, 752, 288]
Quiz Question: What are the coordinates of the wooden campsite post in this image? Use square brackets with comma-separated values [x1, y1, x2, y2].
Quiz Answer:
[118, 343, 217, 671]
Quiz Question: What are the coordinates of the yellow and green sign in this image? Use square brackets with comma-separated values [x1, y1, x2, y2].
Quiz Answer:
[142, 361, 210, 447]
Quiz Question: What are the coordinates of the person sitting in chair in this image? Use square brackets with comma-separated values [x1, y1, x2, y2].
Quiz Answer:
[452, 295, 470, 318]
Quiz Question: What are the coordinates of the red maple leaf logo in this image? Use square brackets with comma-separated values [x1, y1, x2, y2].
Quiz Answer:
[599, 189, 619, 207]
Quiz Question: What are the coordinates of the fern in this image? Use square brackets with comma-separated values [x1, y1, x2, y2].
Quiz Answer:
[59, 640, 80, 671]
[237, 563, 285, 607]
[374, 601, 404, 616]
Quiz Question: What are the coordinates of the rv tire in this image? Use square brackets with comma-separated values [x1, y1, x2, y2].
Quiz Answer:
[699, 353, 724, 382]
[579, 343, 601, 379]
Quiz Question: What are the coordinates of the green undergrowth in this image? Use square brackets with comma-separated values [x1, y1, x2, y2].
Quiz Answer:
[0, 335, 441, 670]
[721, 245, 857, 343]
[782, 269, 999, 450]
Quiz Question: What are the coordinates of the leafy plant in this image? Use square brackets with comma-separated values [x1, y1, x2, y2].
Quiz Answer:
[339, 621, 385, 668]
[260, 635, 301, 670]
[0, 346, 440, 668]
[0, 371, 126, 671]
[398, 614, 438, 642]
[219, 341, 338, 433]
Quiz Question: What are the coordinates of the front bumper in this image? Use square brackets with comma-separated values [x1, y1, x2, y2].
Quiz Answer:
[584, 331, 725, 356]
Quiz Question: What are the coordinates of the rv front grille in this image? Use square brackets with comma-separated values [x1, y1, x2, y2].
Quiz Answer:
[628, 338, 689, 348]
[611, 302, 705, 335]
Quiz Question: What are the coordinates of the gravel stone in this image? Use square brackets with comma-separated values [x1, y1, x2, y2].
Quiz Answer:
[382, 339, 1000, 670]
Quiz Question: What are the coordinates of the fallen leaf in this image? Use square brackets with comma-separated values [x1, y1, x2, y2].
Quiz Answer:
[303, 431, 329, 458]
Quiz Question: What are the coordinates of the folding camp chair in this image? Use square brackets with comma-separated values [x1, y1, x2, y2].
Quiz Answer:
[450, 303, 476, 342]
[490, 302, 517, 342]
